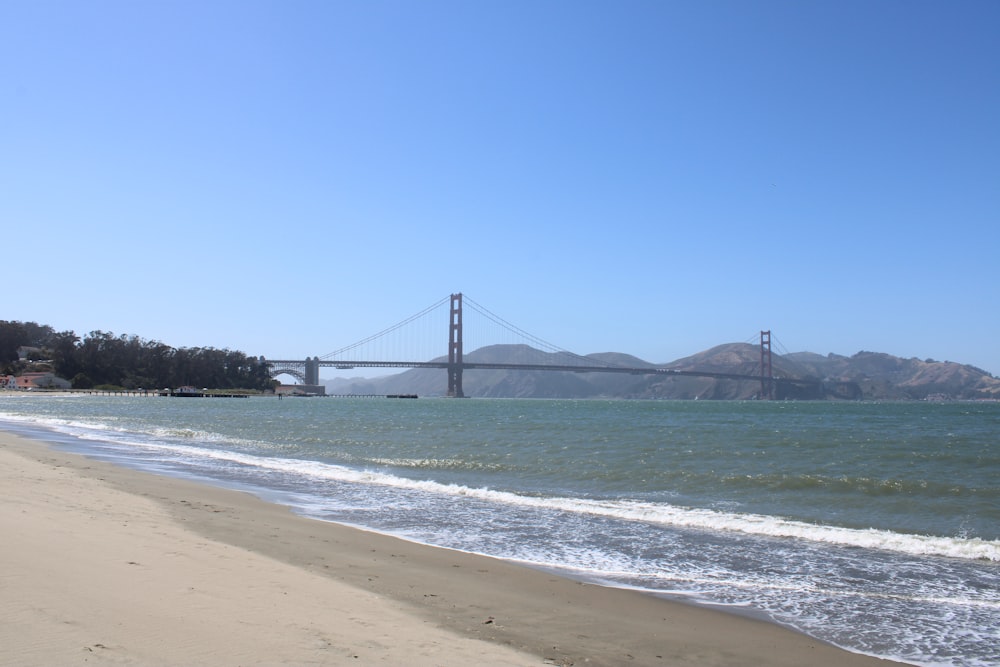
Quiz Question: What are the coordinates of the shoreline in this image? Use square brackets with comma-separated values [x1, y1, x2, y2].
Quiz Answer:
[1, 427, 910, 666]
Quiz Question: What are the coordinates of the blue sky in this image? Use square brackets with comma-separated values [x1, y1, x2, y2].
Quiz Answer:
[3, 0, 999, 376]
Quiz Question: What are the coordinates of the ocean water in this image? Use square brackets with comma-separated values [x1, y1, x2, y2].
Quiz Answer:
[1, 395, 997, 667]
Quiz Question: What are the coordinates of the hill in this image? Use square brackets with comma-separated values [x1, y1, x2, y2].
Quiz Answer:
[785, 351, 1000, 400]
[323, 344, 1000, 400]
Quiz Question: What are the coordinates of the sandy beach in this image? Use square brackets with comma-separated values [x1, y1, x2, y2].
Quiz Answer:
[0, 427, 909, 666]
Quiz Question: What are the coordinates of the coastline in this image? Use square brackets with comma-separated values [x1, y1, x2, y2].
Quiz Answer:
[1, 427, 910, 666]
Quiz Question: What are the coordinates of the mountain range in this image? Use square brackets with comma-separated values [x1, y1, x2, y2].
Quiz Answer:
[322, 343, 1000, 400]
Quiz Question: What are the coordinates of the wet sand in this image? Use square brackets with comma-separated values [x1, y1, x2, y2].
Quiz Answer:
[0, 428, 909, 666]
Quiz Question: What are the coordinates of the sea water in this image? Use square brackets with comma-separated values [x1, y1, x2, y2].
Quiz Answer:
[1, 395, 997, 667]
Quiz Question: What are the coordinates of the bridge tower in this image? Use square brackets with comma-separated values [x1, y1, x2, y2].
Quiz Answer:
[447, 293, 464, 397]
[760, 330, 774, 400]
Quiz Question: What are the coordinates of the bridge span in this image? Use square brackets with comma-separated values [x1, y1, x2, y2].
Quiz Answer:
[266, 293, 820, 399]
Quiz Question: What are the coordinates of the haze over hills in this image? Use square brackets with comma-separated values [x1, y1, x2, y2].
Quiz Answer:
[323, 343, 1000, 400]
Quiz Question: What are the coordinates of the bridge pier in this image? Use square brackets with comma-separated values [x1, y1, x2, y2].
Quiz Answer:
[305, 357, 320, 386]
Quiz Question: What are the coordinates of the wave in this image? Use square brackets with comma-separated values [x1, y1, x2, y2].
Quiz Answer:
[0, 412, 266, 451]
[719, 471, 981, 497]
[365, 456, 514, 472]
[76, 439, 1000, 562]
[5, 412, 998, 563]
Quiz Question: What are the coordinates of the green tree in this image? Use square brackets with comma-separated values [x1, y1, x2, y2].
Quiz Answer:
[49, 331, 81, 379]
[0, 320, 28, 363]
[2, 319, 274, 391]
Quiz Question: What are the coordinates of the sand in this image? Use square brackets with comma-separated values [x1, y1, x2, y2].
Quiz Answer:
[0, 428, 909, 666]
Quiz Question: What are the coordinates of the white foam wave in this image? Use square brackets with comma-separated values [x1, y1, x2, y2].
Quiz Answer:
[0, 413, 117, 434]
[5, 412, 997, 563]
[87, 436, 1000, 563]
[0, 412, 265, 453]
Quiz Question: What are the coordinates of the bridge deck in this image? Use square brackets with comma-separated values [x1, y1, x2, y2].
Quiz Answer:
[265, 360, 818, 386]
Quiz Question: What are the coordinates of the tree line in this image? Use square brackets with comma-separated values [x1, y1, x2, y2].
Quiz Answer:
[0, 320, 275, 391]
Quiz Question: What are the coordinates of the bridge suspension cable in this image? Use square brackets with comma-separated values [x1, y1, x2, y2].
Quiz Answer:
[315, 293, 624, 369]
[318, 295, 450, 361]
[770, 334, 792, 356]
[463, 296, 622, 368]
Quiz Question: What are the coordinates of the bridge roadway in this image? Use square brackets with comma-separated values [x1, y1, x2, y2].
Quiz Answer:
[265, 359, 820, 387]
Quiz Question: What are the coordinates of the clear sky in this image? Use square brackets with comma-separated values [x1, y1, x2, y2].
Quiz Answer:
[3, 0, 998, 376]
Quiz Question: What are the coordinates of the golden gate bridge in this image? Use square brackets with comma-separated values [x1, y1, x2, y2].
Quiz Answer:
[265, 293, 819, 399]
